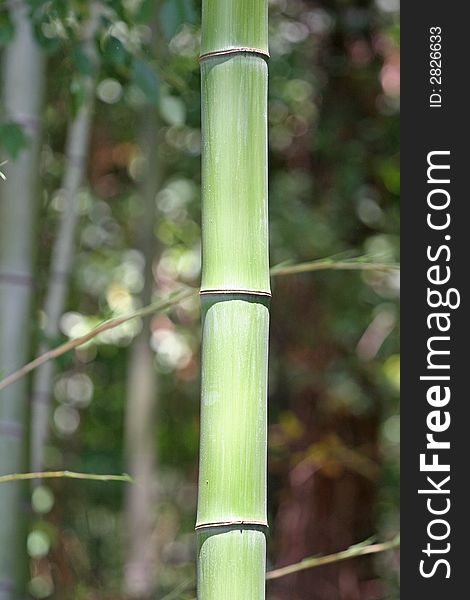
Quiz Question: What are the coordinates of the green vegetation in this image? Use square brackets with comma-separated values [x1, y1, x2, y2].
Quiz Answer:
[0, 1, 399, 598]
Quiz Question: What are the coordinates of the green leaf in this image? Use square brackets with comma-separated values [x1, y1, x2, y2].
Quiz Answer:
[25, 0, 50, 11]
[72, 45, 96, 77]
[131, 58, 159, 103]
[161, 0, 196, 39]
[0, 9, 15, 46]
[103, 0, 126, 21]
[0, 122, 29, 159]
[32, 22, 62, 54]
[102, 35, 128, 67]
[70, 75, 87, 115]
[135, 0, 157, 24]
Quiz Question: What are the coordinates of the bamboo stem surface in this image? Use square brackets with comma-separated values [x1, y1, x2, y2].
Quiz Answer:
[0, 1, 44, 595]
[197, 2, 270, 598]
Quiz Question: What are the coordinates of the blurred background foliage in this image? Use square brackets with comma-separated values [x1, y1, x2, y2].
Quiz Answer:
[0, 0, 399, 598]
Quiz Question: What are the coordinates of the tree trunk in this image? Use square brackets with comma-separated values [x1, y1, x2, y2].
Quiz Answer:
[0, 1, 44, 597]
[196, 1, 270, 598]
[123, 109, 161, 599]
[29, 5, 100, 475]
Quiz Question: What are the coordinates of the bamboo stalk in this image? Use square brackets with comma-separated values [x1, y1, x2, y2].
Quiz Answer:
[124, 107, 161, 599]
[0, 1, 45, 596]
[197, 2, 270, 598]
[30, 4, 101, 475]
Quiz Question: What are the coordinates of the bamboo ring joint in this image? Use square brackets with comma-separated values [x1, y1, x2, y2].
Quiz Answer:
[195, 519, 269, 532]
[199, 47, 270, 62]
[199, 289, 272, 298]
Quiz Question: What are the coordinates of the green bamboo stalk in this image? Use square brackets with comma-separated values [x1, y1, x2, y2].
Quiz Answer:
[197, 2, 270, 598]
[30, 3, 100, 475]
[0, 1, 45, 596]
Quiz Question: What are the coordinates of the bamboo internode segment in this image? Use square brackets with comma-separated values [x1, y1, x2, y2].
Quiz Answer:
[198, 529, 266, 597]
[200, 53, 270, 295]
[196, 296, 269, 529]
[0, 0, 45, 595]
[201, 0, 268, 56]
[197, 297, 270, 599]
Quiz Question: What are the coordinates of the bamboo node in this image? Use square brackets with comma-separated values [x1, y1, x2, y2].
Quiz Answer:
[50, 269, 72, 283]
[0, 578, 14, 593]
[0, 271, 34, 287]
[199, 289, 272, 298]
[199, 47, 270, 62]
[195, 519, 269, 532]
[0, 420, 24, 439]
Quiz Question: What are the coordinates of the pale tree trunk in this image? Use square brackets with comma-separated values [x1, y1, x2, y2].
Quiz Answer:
[30, 5, 100, 474]
[124, 108, 161, 599]
[0, 1, 45, 598]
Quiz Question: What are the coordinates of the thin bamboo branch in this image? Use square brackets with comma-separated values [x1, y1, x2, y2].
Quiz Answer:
[160, 577, 195, 600]
[0, 289, 194, 392]
[266, 534, 400, 580]
[0, 257, 399, 393]
[30, 3, 101, 473]
[0, 470, 132, 484]
[270, 259, 399, 276]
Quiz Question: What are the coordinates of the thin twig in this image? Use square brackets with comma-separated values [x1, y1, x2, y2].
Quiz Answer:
[0, 288, 195, 392]
[270, 259, 399, 277]
[0, 257, 400, 393]
[0, 470, 132, 484]
[160, 577, 195, 600]
[266, 534, 400, 580]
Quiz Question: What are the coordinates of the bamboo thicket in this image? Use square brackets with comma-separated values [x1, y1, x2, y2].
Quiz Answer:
[197, 1, 270, 598]
[0, 1, 44, 596]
